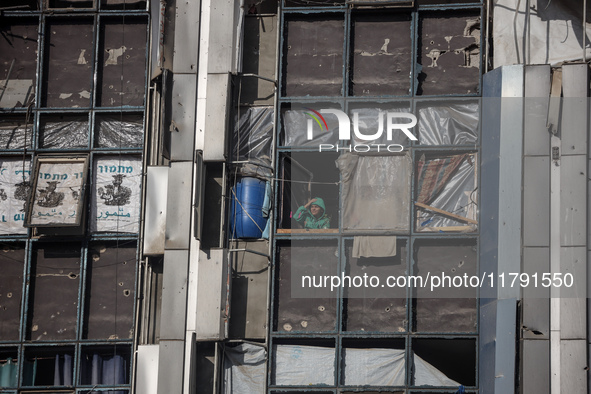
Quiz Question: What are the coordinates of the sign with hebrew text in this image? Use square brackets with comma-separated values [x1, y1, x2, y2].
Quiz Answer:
[0, 159, 31, 234]
[91, 156, 141, 233]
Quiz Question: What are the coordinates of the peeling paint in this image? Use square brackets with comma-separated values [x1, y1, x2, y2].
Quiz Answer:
[77, 49, 88, 65]
[105, 46, 127, 66]
[359, 38, 394, 57]
[59, 93, 73, 99]
[79, 90, 91, 99]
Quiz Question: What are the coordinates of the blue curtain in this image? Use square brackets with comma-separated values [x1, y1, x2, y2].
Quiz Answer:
[0, 358, 18, 387]
[53, 354, 73, 386]
[86, 353, 127, 394]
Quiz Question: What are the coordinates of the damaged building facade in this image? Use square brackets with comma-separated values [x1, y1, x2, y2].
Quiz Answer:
[0, 0, 589, 393]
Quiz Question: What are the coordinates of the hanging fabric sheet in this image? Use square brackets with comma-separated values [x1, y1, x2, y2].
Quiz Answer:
[0, 358, 18, 387]
[0, 158, 30, 235]
[53, 354, 73, 386]
[223, 343, 266, 394]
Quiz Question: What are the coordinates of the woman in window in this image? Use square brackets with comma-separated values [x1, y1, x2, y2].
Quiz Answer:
[294, 197, 330, 229]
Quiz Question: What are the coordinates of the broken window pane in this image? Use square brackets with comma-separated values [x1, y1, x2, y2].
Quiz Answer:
[274, 241, 338, 332]
[341, 339, 405, 386]
[412, 239, 478, 333]
[417, 101, 479, 145]
[27, 244, 81, 341]
[0, 19, 38, 108]
[344, 240, 407, 332]
[0, 244, 25, 341]
[337, 153, 411, 231]
[95, 113, 144, 148]
[0, 157, 30, 235]
[412, 338, 476, 387]
[418, 12, 481, 95]
[283, 16, 344, 97]
[350, 13, 412, 96]
[98, 17, 147, 107]
[39, 114, 89, 149]
[0, 117, 33, 150]
[91, 155, 142, 233]
[43, 19, 94, 108]
[80, 345, 131, 385]
[415, 152, 478, 232]
[272, 342, 335, 386]
[84, 242, 136, 340]
[23, 347, 75, 386]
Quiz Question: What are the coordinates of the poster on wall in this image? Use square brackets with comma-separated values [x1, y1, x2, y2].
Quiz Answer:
[0, 158, 31, 235]
[26, 157, 88, 227]
[91, 156, 141, 233]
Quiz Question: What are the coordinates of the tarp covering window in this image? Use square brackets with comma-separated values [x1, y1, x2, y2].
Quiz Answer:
[231, 107, 273, 180]
[272, 344, 335, 386]
[416, 153, 477, 231]
[0, 158, 30, 235]
[281, 109, 340, 147]
[95, 115, 144, 148]
[342, 348, 405, 386]
[337, 153, 411, 231]
[39, 116, 89, 149]
[0, 358, 18, 387]
[0, 118, 33, 149]
[223, 343, 266, 394]
[417, 103, 479, 145]
[91, 156, 142, 233]
[348, 107, 412, 146]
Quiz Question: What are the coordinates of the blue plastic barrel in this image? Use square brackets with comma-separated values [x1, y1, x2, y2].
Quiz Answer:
[230, 177, 268, 238]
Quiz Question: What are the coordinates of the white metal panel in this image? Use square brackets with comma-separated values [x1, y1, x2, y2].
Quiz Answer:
[560, 339, 587, 393]
[170, 74, 197, 161]
[523, 157, 550, 247]
[160, 249, 189, 340]
[561, 64, 588, 156]
[165, 161, 193, 249]
[136, 345, 160, 394]
[172, 0, 201, 74]
[196, 248, 228, 340]
[207, 0, 237, 74]
[559, 246, 587, 339]
[157, 340, 186, 394]
[144, 166, 169, 256]
[203, 73, 230, 161]
[560, 155, 587, 247]
[523, 65, 550, 156]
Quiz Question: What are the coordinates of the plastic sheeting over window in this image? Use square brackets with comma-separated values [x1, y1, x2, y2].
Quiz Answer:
[417, 102, 479, 145]
[0, 118, 33, 150]
[415, 153, 478, 232]
[272, 344, 335, 386]
[223, 343, 266, 394]
[281, 108, 340, 147]
[91, 156, 142, 233]
[348, 106, 413, 146]
[0, 158, 30, 235]
[80, 351, 129, 389]
[230, 107, 273, 180]
[95, 114, 144, 148]
[0, 358, 18, 387]
[337, 153, 411, 231]
[40, 116, 89, 149]
[342, 347, 405, 385]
